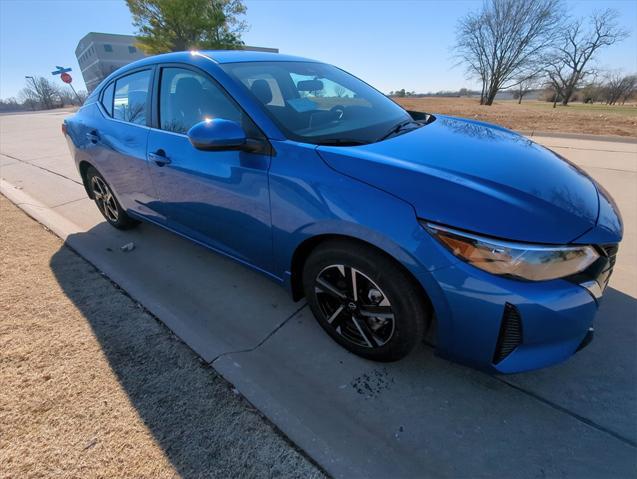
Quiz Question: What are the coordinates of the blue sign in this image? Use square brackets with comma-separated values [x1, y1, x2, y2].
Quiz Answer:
[51, 66, 72, 76]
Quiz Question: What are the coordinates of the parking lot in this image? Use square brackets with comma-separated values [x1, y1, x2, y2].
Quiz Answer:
[1, 110, 636, 478]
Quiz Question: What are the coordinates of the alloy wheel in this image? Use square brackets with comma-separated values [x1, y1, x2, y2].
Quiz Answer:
[314, 264, 395, 348]
[90, 176, 119, 222]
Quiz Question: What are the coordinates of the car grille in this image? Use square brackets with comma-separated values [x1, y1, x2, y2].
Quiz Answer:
[493, 303, 523, 364]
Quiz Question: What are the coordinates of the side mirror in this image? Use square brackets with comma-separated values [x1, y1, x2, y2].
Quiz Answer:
[187, 118, 246, 151]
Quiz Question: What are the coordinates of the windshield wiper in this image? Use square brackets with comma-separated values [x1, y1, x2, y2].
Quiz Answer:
[376, 119, 422, 142]
[315, 138, 368, 146]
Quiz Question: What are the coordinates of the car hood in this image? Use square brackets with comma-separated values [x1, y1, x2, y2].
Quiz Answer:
[317, 115, 621, 244]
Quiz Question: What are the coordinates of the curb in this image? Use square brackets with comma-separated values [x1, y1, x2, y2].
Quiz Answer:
[518, 130, 637, 144]
[0, 179, 82, 240]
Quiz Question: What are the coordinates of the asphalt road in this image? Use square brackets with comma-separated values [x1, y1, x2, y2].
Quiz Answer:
[1, 110, 636, 478]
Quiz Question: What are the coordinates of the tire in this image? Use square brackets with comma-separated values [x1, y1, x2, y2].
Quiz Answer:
[302, 239, 430, 362]
[85, 166, 139, 230]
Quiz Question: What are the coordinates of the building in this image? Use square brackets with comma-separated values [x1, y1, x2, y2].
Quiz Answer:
[75, 32, 279, 93]
[75, 33, 147, 93]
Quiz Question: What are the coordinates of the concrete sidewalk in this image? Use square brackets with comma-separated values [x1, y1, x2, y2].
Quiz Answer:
[2, 111, 636, 478]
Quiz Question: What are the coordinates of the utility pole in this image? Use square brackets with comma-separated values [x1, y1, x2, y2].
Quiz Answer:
[24, 75, 40, 109]
[24, 75, 38, 92]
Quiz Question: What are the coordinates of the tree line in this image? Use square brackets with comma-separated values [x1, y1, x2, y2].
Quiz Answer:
[455, 0, 630, 106]
[0, 77, 87, 113]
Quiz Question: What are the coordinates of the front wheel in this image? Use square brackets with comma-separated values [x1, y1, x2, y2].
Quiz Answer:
[86, 166, 139, 230]
[302, 240, 430, 362]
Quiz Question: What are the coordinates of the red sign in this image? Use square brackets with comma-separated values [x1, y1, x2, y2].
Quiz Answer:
[61, 72, 72, 84]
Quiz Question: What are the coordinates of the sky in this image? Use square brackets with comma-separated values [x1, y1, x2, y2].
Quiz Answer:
[1, 0, 636, 100]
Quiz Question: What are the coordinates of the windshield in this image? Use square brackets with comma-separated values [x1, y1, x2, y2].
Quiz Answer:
[220, 61, 411, 145]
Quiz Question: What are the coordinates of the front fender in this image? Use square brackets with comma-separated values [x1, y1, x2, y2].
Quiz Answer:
[268, 140, 455, 348]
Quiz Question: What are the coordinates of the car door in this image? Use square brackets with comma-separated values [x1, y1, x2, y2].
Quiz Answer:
[146, 65, 273, 272]
[86, 68, 160, 219]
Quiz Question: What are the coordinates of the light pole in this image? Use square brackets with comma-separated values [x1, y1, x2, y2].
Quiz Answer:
[24, 76, 38, 110]
[24, 75, 36, 88]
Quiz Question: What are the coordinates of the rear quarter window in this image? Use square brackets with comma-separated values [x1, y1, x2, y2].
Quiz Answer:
[100, 83, 114, 117]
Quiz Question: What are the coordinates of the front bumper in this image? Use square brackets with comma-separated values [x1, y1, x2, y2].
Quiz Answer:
[427, 260, 601, 373]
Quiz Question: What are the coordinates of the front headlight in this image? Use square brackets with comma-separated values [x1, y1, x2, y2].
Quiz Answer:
[422, 222, 599, 281]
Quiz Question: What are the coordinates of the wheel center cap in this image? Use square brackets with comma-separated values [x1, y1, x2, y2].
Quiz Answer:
[347, 302, 357, 311]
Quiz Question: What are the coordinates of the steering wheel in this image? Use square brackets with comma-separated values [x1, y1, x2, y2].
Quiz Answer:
[330, 104, 346, 120]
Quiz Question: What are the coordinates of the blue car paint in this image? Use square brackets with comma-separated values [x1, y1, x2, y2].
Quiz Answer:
[65, 51, 623, 373]
[430, 261, 597, 373]
[316, 115, 602, 244]
[145, 127, 273, 271]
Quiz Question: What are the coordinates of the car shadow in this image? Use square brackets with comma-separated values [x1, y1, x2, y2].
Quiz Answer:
[49, 231, 637, 473]
[47, 239, 318, 478]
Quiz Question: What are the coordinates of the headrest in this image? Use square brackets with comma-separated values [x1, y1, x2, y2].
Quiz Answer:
[175, 77, 203, 97]
[250, 79, 273, 104]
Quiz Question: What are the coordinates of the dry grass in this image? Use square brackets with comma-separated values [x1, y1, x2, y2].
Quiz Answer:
[0, 195, 324, 479]
[395, 97, 637, 137]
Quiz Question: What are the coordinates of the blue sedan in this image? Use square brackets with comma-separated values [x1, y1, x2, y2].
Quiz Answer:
[64, 51, 622, 373]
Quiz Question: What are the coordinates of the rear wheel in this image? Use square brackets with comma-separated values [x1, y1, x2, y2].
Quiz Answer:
[302, 240, 429, 361]
[86, 166, 139, 230]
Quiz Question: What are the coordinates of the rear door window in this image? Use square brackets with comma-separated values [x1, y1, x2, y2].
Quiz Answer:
[113, 70, 151, 125]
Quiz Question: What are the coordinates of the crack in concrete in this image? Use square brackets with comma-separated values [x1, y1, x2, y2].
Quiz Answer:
[546, 145, 637, 154]
[494, 376, 636, 448]
[52, 197, 88, 209]
[0, 152, 83, 185]
[586, 165, 637, 174]
[210, 303, 308, 365]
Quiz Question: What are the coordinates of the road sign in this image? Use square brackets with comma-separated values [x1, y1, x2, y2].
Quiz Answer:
[51, 66, 72, 76]
[51, 65, 81, 103]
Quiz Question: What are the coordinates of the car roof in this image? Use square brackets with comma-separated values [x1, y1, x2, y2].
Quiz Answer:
[201, 50, 319, 64]
[118, 50, 320, 70]
[91, 50, 323, 99]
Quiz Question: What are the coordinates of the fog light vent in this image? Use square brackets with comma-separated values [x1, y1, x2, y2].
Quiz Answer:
[493, 303, 523, 364]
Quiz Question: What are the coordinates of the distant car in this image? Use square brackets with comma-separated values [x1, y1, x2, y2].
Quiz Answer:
[64, 51, 622, 372]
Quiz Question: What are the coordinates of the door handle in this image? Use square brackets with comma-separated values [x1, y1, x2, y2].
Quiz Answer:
[86, 130, 99, 143]
[149, 149, 171, 166]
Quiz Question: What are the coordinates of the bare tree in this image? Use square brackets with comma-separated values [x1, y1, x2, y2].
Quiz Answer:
[579, 80, 605, 104]
[455, 0, 562, 105]
[512, 73, 540, 104]
[603, 72, 637, 105]
[334, 85, 347, 98]
[545, 9, 628, 106]
[21, 77, 60, 110]
[19, 87, 40, 110]
[58, 87, 87, 106]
